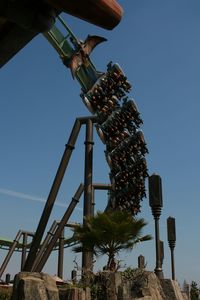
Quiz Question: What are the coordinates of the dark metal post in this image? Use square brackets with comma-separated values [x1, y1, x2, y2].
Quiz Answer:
[5, 273, 10, 284]
[148, 174, 164, 279]
[71, 269, 77, 284]
[167, 217, 176, 280]
[160, 240, 164, 269]
[57, 228, 65, 279]
[82, 119, 94, 272]
[32, 220, 58, 272]
[35, 183, 84, 272]
[0, 230, 23, 279]
[138, 255, 145, 269]
[21, 232, 28, 271]
[23, 119, 82, 271]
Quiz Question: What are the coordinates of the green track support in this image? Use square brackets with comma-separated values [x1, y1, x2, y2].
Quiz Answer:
[44, 16, 103, 92]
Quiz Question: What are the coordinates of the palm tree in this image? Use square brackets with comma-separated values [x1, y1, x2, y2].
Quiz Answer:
[71, 211, 152, 270]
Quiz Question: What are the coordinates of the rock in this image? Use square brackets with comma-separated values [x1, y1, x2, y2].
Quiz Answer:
[160, 279, 187, 300]
[11, 272, 59, 300]
[59, 286, 91, 300]
[121, 271, 166, 300]
[94, 270, 187, 300]
[10, 271, 188, 300]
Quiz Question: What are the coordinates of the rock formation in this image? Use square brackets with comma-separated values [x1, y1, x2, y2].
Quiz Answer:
[11, 272, 59, 300]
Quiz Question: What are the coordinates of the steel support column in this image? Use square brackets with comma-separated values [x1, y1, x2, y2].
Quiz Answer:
[23, 119, 82, 271]
[57, 229, 65, 279]
[35, 183, 84, 272]
[32, 220, 58, 272]
[82, 119, 94, 272]
[21, 232, 28, 271]
[0, 230, 23, 279]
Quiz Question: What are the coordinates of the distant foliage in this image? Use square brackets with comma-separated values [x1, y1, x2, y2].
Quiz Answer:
[190, 281, 199, 300]
[182, 279, 189, 294]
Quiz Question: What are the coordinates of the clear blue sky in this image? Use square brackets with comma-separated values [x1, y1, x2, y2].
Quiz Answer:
[1, 0, 200, 286]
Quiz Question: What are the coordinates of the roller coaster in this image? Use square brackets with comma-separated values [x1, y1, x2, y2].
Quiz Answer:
[0, 1, 148, 281]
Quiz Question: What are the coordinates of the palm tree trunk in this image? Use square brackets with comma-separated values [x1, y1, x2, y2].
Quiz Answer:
[107, 254, 116, 271]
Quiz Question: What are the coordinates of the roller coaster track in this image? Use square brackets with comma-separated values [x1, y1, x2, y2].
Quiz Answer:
[0, 0, 123, 67]
[0, 235, 77, 252]
[45, 16, 148, 214]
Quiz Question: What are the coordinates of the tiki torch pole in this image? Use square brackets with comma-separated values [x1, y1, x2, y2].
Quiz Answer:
[148, 174, 164, 279]
[167, 217, 176, 280]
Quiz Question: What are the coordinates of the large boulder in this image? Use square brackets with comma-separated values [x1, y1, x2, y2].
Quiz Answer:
[119, 271, 167, 300]
[93, 270, 187, 300]
[11, 272, 59, 300]
[59, 286, 91, 300]
[160, 279, 188, 300]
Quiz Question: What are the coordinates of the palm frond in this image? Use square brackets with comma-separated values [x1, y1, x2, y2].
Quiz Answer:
[71, 210, 151, 268]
